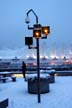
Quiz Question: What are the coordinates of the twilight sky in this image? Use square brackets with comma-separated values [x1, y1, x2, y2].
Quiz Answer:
[0, 0, 72, 57]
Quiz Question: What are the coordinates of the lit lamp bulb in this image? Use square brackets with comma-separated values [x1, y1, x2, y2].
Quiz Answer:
[33, 29, 41, 38]
[44, 29, 48, 34]
[35, 32, 39, 36]
[42, 26, 50, 35]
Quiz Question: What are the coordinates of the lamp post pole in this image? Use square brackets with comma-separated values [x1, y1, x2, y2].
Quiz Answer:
[36, 38, 40, 103]
[34, 10, 41, 103]
[26, 9, 41, 103]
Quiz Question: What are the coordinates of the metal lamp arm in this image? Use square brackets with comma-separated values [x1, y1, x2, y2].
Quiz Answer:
[26, 9, 38, 24]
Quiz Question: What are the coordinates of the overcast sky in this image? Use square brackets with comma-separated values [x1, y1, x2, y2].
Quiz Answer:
[0, 0, 72, 51]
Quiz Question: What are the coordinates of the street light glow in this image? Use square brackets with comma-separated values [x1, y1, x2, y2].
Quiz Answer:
[36, 32, 39, 36]
[42, 26, 50, 35]
[45, 29, 48, 34]
[33, 29, 41, 38]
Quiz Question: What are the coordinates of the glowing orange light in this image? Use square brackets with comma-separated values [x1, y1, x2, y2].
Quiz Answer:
[44, 29, 48, 34]
[35, 32, 39, 36]
[42, 26, 50, 35]
[33, 29, 41, 38]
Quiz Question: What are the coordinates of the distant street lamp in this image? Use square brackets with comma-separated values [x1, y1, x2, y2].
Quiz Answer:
[25, 9, 50, 103]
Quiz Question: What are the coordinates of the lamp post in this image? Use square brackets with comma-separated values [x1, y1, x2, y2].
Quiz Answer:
[25, 9, 50, 103]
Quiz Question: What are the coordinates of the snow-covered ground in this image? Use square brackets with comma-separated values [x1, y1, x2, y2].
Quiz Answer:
[0, 76, 72, 108]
